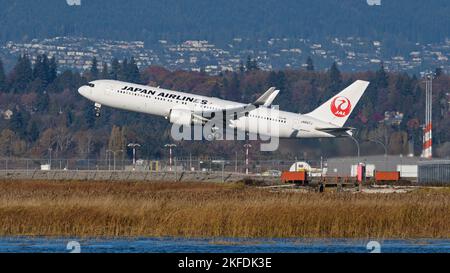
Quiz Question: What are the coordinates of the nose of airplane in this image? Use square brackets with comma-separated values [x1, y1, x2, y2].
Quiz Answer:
[78, 85, 90, 97]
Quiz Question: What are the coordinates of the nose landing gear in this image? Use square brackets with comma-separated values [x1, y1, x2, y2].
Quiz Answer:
[94, 102, 102, 118]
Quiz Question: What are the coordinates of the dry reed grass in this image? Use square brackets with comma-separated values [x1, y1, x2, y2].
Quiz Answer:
[0, 180, 448, 238]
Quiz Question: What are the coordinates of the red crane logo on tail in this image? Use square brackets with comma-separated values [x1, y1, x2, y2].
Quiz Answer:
[331, 96, 351, 117]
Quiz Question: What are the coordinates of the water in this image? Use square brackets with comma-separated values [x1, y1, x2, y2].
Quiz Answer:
[0, 237, 449, 253]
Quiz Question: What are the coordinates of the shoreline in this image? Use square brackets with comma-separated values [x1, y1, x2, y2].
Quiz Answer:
[1, 236, 448, 253]
[1, 235, 449, 241]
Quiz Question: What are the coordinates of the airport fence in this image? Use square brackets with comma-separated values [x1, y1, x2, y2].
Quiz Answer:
[0, 157, 320, 174]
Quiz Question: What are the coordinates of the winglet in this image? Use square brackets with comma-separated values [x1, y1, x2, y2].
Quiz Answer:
[254, 87, 279, 107]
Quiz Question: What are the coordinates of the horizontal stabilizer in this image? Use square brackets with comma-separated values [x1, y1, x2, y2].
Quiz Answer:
[316, 127, 355, 136]
[316, 127, 355, 132]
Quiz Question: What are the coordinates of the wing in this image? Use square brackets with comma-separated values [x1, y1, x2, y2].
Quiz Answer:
[192, 87, 280, 122]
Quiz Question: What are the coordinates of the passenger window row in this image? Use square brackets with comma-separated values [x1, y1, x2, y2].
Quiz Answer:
[115, 89, 286, 123]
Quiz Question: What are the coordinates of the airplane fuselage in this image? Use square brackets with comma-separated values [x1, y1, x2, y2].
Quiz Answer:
[78, 80, 350, 139]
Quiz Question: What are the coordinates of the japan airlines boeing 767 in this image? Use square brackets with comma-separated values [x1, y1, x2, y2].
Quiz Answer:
[78, 79, 369, 139]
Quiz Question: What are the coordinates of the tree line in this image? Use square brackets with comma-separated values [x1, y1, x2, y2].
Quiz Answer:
[0, 54, 449, 161]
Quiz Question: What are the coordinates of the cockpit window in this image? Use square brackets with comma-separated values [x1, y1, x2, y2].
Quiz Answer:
[88, 83, 95, 88]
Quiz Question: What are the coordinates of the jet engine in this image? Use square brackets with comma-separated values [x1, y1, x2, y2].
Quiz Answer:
[169, 109, 196, 126]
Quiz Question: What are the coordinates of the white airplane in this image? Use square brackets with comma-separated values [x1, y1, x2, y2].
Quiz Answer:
[78, 79, 369, 139]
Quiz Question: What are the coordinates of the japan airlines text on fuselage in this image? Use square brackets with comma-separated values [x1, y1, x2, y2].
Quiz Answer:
[78, 79, 369, 138]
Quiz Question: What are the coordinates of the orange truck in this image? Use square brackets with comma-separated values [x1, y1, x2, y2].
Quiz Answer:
[374, 171, 400, 182]
[281, 171, 308, 184]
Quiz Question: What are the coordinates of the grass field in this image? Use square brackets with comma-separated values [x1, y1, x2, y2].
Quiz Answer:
[0, 180, 449, 238]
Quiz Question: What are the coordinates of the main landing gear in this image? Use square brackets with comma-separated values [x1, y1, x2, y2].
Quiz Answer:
[94, 102, 102, 118]
[206, 126, 222, 141]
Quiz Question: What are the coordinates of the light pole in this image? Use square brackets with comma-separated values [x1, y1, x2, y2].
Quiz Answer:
[107, 149, 123, 171]
[165, 144, 177, 171]
[244, 144, 252, 175]
[368, 138, 388, 170]
[106, 150, 112, 171]
[348, 135, 360, 158]
[48, 148, 52, 169]
[235, 151, 238, 173]
[368, 138, 387, 157]
[116, 150, 123, 171]
[127, 143, 141, 171]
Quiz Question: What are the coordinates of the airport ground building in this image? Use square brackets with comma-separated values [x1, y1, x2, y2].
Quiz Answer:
[418, 160, 450, 185]
[327, 155, 450, 184]
[326, 155, 421, 179]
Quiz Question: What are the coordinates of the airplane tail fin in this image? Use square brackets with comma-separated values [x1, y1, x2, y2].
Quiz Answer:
[305, 80, 369, 127]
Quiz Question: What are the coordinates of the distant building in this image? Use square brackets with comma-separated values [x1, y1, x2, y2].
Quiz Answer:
[418, 160, 450, 184]
[383, 111, 404, 126]
[367, 0, 382, 7]
[326, 155, 420, 179]
[66, 0, 81, 6]
[3, 109, 13, 120]
[447, 93, 450, 112]
[1, 35, 450, 74]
